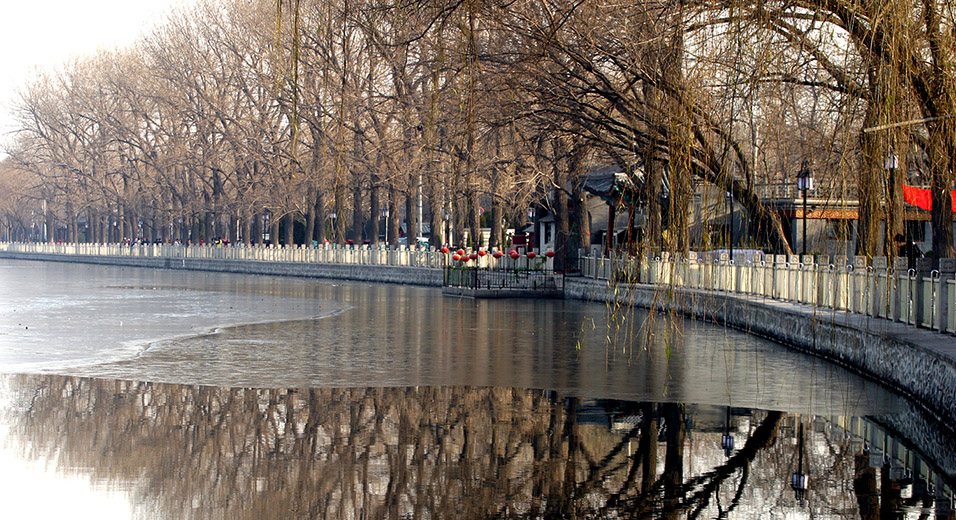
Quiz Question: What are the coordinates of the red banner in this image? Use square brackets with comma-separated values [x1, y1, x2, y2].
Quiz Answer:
[902, 185, 956, 212]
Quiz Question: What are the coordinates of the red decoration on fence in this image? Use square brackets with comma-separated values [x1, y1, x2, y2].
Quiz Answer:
[452, 254, 461, 261]
[492, 251, 504, 259]
[527, 252, 537, 259]
[440, 247, 450, 254]
[469, 253, 478, 260]
[509, 250, 520, 259]
[477, 250, 487, 257]
[902, 185, 956, 212]
[545, 251, 555, 258]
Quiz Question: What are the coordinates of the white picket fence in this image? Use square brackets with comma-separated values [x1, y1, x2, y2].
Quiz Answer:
[3, 242, 955, 335]
[0, 242, 555, 271]
[579, 252, 956, 335]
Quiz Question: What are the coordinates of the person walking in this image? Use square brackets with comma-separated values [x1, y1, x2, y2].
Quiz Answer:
[895, 234, 923, 269]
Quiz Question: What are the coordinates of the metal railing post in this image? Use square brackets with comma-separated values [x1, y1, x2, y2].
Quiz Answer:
[937, 259, 956, 333]
[928, 270, 940, 330]
[914, 258, 933, 328]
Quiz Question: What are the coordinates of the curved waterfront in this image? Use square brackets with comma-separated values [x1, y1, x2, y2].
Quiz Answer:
[0, 259, 952, 519]
[0, 260, 897, 414]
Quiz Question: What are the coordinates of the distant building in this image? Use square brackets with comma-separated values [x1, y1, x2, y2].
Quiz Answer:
[534, 164, 935, 257]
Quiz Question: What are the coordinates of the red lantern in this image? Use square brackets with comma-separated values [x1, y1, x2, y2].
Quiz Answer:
[527, 252, 537, 259]
[477, 250, 487, 257]
[440, 247, 450, 254]
[469, 253, 478, 260]
[457, 249, 466, 256]
[545, 251, 555, 258]
[509, 250, 520, 259]
[452, 254, 461, 261]
[492, 251, 504, 259]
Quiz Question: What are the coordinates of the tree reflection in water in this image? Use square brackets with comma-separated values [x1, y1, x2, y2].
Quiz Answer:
[1, 374, 952, 519]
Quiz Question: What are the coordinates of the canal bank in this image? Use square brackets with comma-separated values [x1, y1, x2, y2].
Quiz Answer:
[3, 250, 955, 436]
[0, 250, 443, 286]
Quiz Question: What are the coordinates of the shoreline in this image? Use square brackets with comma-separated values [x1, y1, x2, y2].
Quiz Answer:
[3, 250, 955, 433]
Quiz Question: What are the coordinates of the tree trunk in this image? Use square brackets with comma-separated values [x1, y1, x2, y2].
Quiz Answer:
[283, 212, 294, 246]
[431, 197, 445, 249]
[388, 185, 401, 248]
[304, 191, 317, 246]
[315, 191, 327, 245]
[605, 202, 616, 256]
[663, 7, 691, 255]
[270, 217, 280, 246]
[334, 183, 346, 244]
[241, 210, 252, 245]
[369, 181, 382, 244]
[571, 184, 590, 252]
[407, 174, 420, 249]
[351, 184, 364, 243]
[857, 126, 881, 257]
[929, 120, 955, 260]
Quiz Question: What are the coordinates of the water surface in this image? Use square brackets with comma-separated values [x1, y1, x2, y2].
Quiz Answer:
[0, 259, 952, 519]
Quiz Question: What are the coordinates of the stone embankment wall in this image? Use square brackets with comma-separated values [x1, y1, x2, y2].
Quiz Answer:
[3, 250, 955, 435]
[0, 251, 443, 287]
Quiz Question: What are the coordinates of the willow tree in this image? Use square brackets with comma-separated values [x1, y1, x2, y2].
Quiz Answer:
[737, 0, 956, 258]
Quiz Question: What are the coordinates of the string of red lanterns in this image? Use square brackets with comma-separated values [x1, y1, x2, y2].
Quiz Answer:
[442, 247, 555, 263]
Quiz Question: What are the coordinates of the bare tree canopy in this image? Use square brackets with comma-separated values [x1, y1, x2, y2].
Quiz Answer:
[2, 0, 953, 258]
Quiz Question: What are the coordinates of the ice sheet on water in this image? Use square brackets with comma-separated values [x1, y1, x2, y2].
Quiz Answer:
[0, 261, 345, 373]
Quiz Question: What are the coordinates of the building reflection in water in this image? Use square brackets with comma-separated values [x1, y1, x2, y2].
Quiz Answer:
[1, 374, 952, 519]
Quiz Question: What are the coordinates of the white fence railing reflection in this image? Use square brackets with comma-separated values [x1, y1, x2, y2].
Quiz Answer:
[3, 242, 955, 335]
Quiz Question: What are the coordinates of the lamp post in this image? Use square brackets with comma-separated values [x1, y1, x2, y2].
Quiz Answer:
[885, 152, 899, 237]
[796, 161, 814, 256]
[444, 210, 451, 248]
[329, 212, 336, 244]
[726, 191, 734, 263]
[384, 209, 391, 244]
[528, 207, 536, 253]
[884, 152, 898, 176]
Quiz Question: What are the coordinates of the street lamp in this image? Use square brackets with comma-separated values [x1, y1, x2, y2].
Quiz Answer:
[329, 212, 336, 244]
[383, 209, 390, 243]
[796, 161, 814, 256]
[528, 207, 536, 252]
[884, 152, 900, 219]
[726, 191, 734, 263]
[884, 152, 899, 174]
[443, 210, 451, 248]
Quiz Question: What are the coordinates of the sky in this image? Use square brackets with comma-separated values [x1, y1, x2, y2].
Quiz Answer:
[0, 0, 197, 151]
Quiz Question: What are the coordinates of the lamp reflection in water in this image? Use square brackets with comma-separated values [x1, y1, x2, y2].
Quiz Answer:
[791, 420, 808, 505]
[721, 406, 734, 457]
